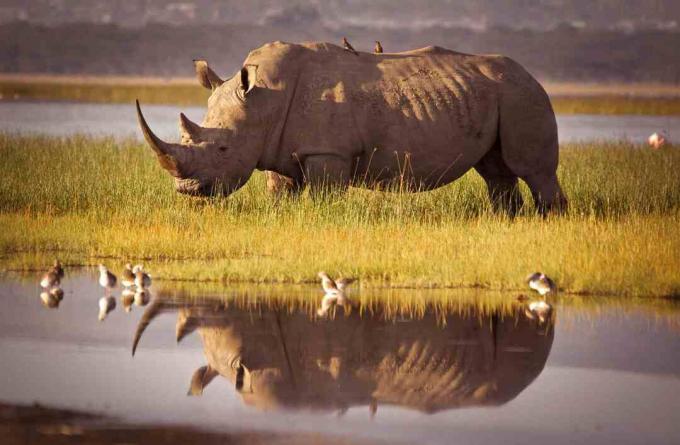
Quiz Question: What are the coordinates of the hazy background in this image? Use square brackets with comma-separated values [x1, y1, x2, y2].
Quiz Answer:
[1, 0, 679, 81]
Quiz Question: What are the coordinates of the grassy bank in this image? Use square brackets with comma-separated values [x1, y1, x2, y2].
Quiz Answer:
[550, 96, 680, 115]
[1, 75, 680, 114]
[0, 134, 679, 297]
[0, 76, 209, 107]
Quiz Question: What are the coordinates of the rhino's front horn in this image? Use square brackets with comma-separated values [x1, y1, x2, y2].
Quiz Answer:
[136, 100, 183, 177]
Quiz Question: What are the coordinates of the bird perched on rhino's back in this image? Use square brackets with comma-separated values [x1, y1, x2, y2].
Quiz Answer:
[374, 41, 383, 54]
[342, 37, 358, 55]
[136, 40, 567, 217]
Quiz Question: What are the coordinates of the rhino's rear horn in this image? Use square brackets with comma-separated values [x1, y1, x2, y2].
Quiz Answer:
[136, 100, 182, 177]
[179, 113, 203, 143]
[193, 59, 224, 90]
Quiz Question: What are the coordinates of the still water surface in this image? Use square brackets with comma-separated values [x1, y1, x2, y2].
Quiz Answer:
[0, 270, 679, 444]
[1, 100, 679, 143]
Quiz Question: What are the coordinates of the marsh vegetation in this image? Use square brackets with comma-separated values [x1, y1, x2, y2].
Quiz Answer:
[1, 134, 678, 297]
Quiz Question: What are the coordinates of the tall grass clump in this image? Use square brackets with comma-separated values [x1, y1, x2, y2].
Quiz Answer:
[0, 133, 679, 297]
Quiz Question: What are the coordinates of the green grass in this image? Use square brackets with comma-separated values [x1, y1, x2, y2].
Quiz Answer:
[0, 134, 679, 297]
[2, 78, 680, 115]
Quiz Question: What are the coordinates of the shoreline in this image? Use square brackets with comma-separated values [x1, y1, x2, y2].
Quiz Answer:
[1, 75, 680, 114]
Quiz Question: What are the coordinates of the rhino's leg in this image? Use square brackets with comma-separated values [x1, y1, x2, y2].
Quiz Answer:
[495, 65, 568, 216]
[521, 172, 568, 216]
[265, 171, 302, 197]
[303, 155, 352, 197]
[474, 142, 524, 217]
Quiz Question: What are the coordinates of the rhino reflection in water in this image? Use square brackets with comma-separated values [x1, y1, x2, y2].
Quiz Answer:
[133, 298, 554, 415]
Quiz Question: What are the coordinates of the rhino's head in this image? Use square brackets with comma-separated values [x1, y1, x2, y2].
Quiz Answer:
[136, 64, 266, 197]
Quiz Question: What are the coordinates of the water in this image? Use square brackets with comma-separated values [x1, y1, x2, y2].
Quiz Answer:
[1, 100, 679, 143]
[1, 271, 679, 444]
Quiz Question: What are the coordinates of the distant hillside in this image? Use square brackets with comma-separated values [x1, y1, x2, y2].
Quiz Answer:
[2, 0, 679, 32]
[1, 21, 679, 82]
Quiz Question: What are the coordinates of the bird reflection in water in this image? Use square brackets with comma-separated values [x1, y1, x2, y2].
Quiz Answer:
[121, 289, 135, 312]
[131, 292, 555, 417]
[40, 287, 63, 308]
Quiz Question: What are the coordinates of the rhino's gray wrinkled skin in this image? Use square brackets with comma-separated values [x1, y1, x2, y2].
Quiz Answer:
[137, 42, 567, 215]
[132, 298, 554, 414]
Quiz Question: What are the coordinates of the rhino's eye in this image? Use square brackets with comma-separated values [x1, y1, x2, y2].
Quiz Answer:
[218, 146, 229, 152]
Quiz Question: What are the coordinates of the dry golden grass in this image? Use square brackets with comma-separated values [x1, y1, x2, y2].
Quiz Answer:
[0, 134, 678, 297]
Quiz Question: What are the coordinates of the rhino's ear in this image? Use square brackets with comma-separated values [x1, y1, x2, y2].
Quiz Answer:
[187, 365, 219, 396]
[240, 64, 258, 97]
[193, 59, 224, 91]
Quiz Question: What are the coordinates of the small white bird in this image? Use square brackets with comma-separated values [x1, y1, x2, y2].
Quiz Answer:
[526, 272, 556, 296]
[98, 264, 117, 290]
[648, 132, 667, 150]
[121, 288, 135, 312]
[40, 269, 60, 288]
[317, 272, 356, 316]
[98, 296, 116, 321]
[52, 259, 65, 280]
[134, 288, 150, 307]
[132, 265, 152, 288]
[121, 263, 135, 288]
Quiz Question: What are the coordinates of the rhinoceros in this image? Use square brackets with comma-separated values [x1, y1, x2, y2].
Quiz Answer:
[136, 41, 567, 215]
[132, 295, 554, 414]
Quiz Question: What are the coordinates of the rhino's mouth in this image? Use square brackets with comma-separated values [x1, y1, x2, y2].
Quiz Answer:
[175, 178, 212, 196]
[175, 177, 242, 197]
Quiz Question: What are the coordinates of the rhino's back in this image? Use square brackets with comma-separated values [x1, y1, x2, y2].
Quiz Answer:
[278, 42, 507, 115]
[246, 42, 548, 187]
